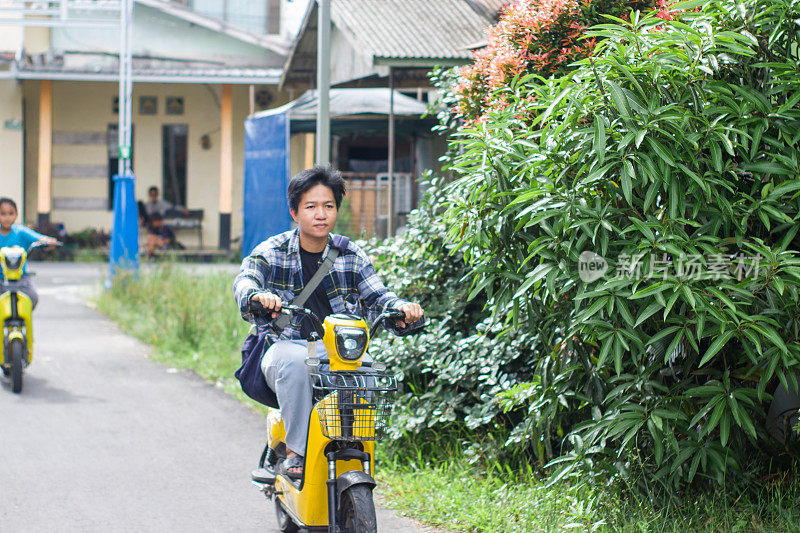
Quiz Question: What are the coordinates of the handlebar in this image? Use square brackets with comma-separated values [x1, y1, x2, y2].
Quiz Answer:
[246, 297, 420, 338]
[28, 240, 63, 251]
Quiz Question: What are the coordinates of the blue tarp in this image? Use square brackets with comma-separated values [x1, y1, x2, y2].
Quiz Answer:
[243, 112, 290, 257]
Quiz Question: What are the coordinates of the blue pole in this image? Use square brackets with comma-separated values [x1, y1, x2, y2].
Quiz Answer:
[109, 172, 139, 276]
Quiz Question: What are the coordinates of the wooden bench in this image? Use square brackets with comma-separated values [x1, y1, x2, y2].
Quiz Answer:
[164, 208, 204, 249]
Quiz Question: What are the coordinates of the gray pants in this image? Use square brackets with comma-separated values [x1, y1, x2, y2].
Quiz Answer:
[261, 340, 327, 455]
[261, 339, 371, 456]
[1, 276, 38, 309]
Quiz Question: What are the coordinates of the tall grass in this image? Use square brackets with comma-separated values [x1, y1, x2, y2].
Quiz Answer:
[378, 455, 800, 533]
[97, 264, 258, 408]
[98, 266, 800, 532]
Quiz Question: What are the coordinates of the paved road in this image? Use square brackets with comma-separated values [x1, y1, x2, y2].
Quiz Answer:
[0, 262, 422, 532]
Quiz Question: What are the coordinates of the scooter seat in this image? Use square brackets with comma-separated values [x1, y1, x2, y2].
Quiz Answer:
[251, 467, 276, 485]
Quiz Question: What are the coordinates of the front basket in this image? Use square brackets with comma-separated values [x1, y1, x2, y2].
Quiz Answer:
[311, 371, 397, 441]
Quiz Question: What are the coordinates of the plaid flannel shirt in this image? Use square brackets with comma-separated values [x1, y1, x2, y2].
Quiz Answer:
[234, 229, 415, 342]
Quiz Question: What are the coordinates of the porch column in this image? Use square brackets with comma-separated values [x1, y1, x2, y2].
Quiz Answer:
[37, 79, 52, 225]
[218, 83, 233, 250]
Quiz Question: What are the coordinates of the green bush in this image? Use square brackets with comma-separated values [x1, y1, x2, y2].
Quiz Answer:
[432, 0, 800, 494]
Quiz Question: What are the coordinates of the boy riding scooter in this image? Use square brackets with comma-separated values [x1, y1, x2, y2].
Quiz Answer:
[233, 166, 423, 480]
[0, 197, 60, 308]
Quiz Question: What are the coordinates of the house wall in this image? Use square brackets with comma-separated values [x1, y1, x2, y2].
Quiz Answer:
[51, 5, 282, 67]
[0, 5, 23, 52]
[191, 0, 269, 36]
[0, 80, 24, 220]
[22, 80, 288, 249]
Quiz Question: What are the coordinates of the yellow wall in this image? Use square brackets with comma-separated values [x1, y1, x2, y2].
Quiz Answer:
[22, 27, 50, 54]
[22, 80, 288, 249]
[290, 133, 315, 180]
[0, 80, 24, 219]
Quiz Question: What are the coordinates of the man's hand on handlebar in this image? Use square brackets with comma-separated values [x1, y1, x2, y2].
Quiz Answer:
[250, 292, 282, 319]
[396, 302, 424, 329]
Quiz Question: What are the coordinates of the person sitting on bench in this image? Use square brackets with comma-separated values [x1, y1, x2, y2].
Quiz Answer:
[145, 213, 176, 257]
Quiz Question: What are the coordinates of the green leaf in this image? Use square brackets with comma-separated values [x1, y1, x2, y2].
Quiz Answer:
[699, 330, 734, 367]
[622, 160, 634, 204]
[597, 334, 613, 368]
[537, 87, 571, 126]
[663, 329, 685, 364]
[631, 281, 671, 299]
[710, 142, 723, 172]
[580, 296, 610, 321]
[630, 218, 655, 242]
[681, 285, 696, 309]
[513, 263, 553, 298]
[647, 137, 677, 167]
[593, 115, 606, 165]
[635, 301, 664, 327]
[720, 412, 730, 446]
[647, 418, 665, 464]
[748, 322, 788, 354]
[607, 80, 631, 118]
[745, 162, 794, 176]
[648, 326, 681, 347]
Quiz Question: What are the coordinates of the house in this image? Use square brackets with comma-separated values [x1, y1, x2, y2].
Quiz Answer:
[0, 0, 307, 250]
[280, 0, 505, 90]
[0, 0, 503, 249]
[275, 0, 505, 236]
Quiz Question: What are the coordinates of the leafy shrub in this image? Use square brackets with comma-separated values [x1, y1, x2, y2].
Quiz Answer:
[436, 0, 800, 493]
[66, 227, 110, 248]
[364, 178, 542, 463]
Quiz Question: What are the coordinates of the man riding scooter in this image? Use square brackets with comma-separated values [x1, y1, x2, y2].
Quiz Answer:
[233, 166, 424, 480]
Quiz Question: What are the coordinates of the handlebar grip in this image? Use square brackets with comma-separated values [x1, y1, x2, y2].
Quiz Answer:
[246, 298, 274, 316]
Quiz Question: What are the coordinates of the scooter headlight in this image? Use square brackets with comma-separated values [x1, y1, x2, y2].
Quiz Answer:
[1, 247, 24, 271]
[335, 326, 368, 361]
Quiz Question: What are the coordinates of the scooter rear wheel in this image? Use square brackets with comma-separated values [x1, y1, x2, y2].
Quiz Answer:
[10, 338, 24, 394]
[339, 485, 377, 533]
[274, 499, 299, 533]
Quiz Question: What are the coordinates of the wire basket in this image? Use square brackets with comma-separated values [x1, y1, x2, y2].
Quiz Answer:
[311, 371, 397, 441]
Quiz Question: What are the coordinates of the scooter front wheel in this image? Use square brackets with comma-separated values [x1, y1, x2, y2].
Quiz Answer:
[339, 485, 377, 533]
[274, 499, 299, 533]
[10, 338, 24, 394]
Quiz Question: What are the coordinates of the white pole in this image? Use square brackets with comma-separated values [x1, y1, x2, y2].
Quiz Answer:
[316, 0, 330, 165]
[118, 0, 133, 175]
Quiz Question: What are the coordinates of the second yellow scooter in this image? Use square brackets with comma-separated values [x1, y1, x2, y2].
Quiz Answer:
[0, 245, 34, 394]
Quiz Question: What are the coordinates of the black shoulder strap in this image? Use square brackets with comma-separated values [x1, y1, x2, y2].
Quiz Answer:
[273, 241, 344, 330]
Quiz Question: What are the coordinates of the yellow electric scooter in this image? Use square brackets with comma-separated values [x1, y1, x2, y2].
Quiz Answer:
[0, 245, 34, 394]
[248, 302, 414, 533]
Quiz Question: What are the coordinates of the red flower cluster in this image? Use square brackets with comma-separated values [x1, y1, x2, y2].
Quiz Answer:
[454, 0, 656, 123]
[457, 0, 592, 120]
[654, 0, 700, 21]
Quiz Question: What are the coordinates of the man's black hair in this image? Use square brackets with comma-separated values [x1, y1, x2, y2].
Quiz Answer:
[287, 166, 346, 212]
[0, 197, 17, 211]
[148, 186, 159, 194]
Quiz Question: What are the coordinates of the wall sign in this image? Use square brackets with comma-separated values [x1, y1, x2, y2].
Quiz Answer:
[166, 97, 184, 115]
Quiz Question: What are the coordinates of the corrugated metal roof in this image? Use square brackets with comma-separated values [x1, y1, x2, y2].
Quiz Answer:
[332, 0, 501, 60]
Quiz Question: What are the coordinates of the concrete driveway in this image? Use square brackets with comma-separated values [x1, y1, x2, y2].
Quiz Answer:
[0, 262, 422, 532]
